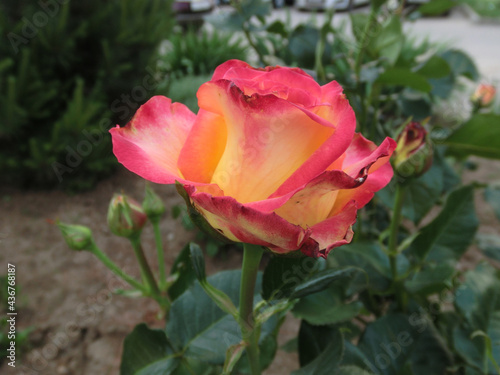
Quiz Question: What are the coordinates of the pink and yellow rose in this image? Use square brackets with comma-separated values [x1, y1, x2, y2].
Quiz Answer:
[110, 60, 396, 258]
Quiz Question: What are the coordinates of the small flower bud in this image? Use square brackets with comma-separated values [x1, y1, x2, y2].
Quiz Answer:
[392, 122, 433, 179]
[107, 194, 147, 238]
[142, 185, 166, 221]
[58, 222, 93, 251]
[471, 84, 496, 108]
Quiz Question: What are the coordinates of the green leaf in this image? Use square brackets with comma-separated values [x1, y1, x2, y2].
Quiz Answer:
[372, 16, 403, 65]
[189, 242, 206, 282]
[262, 256, 320, 301]
[169, 243, 197, 301]
[358, 314, 452, 375]
[415, 55, 451, 79]
[404, 262, 456, 295]
[487, 312, 500, 371]
[379, 147, 458, 225]
[454, 263, 500, 330]
[476, 233, 500, 262]
[399, 94, 432, 121]
[429, 74, 455, 99]
[444, 114, 500, 159]
[290, 267, 360, 299]
[350, 13, 371, 43]
[120, 324, 178, 375]
[453, 326, 486, 372]
[267, 20, 287, 37]
[337, 366, 376, 375]
[235, 325, 282, 373]
[330, 242, 391, 293]
[410, 185, 478, 262]
[293, 323, 344, 375]
[342, 341, 379, 372]
[293, 284, 363, 326]
[297, 322, 339, 366]
[440, 49, 479, 81]
[375, 68, 432, 92]
[484, 184, 500, 220]
[222, 342, 246, 375]
[418, 0, 456, 15]
[166, 270, 279, 365]
[288, 25, 321, 68]
[398, 162, 443, 223]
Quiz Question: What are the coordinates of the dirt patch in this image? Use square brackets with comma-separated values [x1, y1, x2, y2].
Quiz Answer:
[0, 169, 299, 375]
[1, 157, 499, 375]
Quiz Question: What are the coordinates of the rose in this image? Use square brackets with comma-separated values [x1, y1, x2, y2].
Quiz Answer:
[111, 60, 396, 258]
[107, 194, 147, 239]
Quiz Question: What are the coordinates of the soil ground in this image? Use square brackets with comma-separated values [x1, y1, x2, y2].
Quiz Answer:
[0, 168, 304, 375]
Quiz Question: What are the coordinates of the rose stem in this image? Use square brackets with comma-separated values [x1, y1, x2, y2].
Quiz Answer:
[239, 243, 264, 375]
[151, 218, 167, 291]
[387, 183, 407, 310]
[87, 240, 147, 293]
[129, 236, 165, 307]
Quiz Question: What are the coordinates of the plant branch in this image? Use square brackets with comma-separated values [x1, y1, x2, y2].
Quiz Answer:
[238, 243, 264, 375]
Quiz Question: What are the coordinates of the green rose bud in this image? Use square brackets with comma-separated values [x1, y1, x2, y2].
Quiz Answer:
[142, 184, 166, 221]
[58, 222, 93, 251]
[392, 122, 433, 179]
[107, 194, 147, 239]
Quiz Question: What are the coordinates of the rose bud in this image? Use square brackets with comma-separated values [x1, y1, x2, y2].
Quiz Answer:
[392, 121, 433, 179]
[107, 194, 147, 239]
[471, 83, 496, 108]
[142, 184, 166, 221]
[111, 60, 397, 258]
[58, 222, 93, 251]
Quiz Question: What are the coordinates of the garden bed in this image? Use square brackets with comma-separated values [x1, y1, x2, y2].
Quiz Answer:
[1, 156, 499, 374]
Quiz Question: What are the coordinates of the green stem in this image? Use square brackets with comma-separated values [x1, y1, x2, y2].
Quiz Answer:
[130, 236, 161, 297]
[88, 241, 147, 293]
[243, 26, 268, 67]
[239, 244, 264, 375]
[315, 8, 334, 83]
[354, 6, 378, 81]
[152, 219, 167, 291]
[388, 184, 406, 309]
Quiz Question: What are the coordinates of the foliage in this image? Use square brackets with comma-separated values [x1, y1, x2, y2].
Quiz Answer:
[0, 0, 174, 191]
[160, 28, 248, 78]
[154, 27, 247, 113]
[56, 0, 500, 374]
[172, 204, 233, 257]
[459, 0, 500, 18]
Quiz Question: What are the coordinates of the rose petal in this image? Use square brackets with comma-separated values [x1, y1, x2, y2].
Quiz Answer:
[274, 169, 365, 229]
[184, 185, 314, 254]
[302, 201, 358, 258]
[177, 109, 227, 183]
[329, 135, 396, 214]
[196, 81, 336, 204]
[271, 83, 356, 198]
[110, 96, 197, 184]
[341, 134, 397, 177]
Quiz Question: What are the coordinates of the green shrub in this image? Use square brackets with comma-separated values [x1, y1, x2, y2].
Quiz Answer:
[0, 0, 174, 191]
[160, 28, 248, 78]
